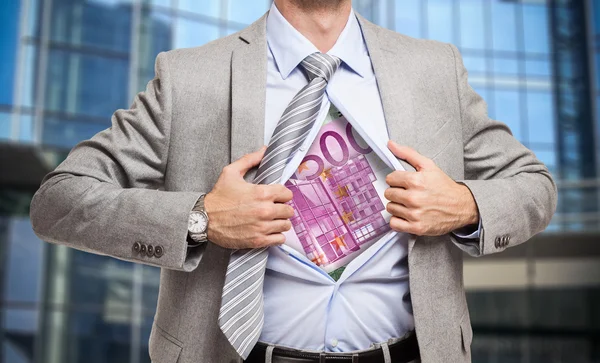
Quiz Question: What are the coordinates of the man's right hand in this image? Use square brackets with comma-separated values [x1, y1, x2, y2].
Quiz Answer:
[203, 145, 295, 250]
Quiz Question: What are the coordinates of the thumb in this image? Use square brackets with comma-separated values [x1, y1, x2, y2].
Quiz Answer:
[229, 145, 267, 176]
[387, 140, 434, 171]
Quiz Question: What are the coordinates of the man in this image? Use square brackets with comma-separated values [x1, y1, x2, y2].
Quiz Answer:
[29, 0, 557, 362]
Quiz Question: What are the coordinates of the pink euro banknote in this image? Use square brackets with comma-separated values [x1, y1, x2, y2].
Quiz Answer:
[282, 111, 394, 273]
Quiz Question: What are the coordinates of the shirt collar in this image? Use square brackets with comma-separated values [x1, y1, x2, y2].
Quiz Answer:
[266, 1, 370, 79]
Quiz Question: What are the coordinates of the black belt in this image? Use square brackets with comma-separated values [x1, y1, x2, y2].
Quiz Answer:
[245, 333, 419, 363]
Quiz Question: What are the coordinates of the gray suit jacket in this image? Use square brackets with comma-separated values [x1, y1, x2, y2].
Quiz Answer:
[29, 10, 557, 363]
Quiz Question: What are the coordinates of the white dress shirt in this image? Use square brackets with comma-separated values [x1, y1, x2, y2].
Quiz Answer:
[258, 2, 479, 352]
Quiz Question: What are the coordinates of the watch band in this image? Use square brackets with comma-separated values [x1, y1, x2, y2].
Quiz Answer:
[189, 193, 209, 244]
[192, 193, 206, 212]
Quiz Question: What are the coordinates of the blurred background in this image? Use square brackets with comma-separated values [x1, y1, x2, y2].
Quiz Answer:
[0, 0, 599, 362]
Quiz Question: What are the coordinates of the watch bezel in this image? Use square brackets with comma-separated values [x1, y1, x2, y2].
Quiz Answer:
[188, 210, 209, 234]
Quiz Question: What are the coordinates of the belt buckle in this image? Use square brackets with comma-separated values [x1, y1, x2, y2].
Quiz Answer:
[318, 351, 359, 363]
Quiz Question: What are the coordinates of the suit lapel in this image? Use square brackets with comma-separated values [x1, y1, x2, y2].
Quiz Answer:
[355, 13, 417, 174]
[231, 13, 269, 183]
[355, 13, 419, 254]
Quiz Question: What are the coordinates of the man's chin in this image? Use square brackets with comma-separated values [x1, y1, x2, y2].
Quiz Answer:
[291, 0, 347, 11]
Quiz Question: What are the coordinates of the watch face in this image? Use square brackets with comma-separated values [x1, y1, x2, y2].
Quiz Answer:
[189, 212, 208, 234]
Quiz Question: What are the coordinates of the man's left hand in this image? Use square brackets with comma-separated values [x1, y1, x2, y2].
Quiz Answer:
[384, 140, 479, 236]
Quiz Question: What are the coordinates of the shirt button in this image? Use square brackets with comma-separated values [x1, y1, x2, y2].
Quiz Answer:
[330, 338, 338, 347]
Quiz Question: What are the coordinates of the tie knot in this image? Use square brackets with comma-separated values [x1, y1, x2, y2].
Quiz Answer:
[300, 52, 342, 82]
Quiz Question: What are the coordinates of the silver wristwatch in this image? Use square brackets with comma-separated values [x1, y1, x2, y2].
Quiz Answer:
[188, 193, 209, 243]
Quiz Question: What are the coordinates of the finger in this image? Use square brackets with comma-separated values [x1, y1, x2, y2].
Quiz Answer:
[256, 184, 293, 202]
[271, 184, 294, 203]
[386, 202, 414, 221]
[272, 203, 295, 219]
[384, 187, 411, 206]
[263, 219, 293, 234]
[387, 171, 425, 190]
[387, 140, 434, 171]
[228, 145, 268, 176]
[389, 216, 421, 235]
[385, 170, 412, 188]
[261, 233, 286, 247]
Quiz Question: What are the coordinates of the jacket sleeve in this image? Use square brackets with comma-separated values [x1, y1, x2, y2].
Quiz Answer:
[447, 44, 558, 257]
[30, 51, 205, 272]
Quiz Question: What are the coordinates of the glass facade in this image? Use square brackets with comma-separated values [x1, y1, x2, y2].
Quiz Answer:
[394, 1, 557, 179]
[0, 1, 599, 362]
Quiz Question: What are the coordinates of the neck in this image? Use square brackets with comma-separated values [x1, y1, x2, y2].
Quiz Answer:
[274, 0, 352, 53]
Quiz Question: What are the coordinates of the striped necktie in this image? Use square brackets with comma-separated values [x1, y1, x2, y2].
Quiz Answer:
[218, 52, 342, 359]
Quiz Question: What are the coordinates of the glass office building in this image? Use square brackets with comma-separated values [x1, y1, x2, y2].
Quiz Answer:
[0, 0, 599, 362]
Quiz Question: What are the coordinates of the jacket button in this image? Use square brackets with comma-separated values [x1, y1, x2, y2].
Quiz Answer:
[133, 241, 141, 254]
[147, 245, 154, 257]
[140, 243, 147, 254]
[494, 236, 501, 248]
[154, 245, 164, 258]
